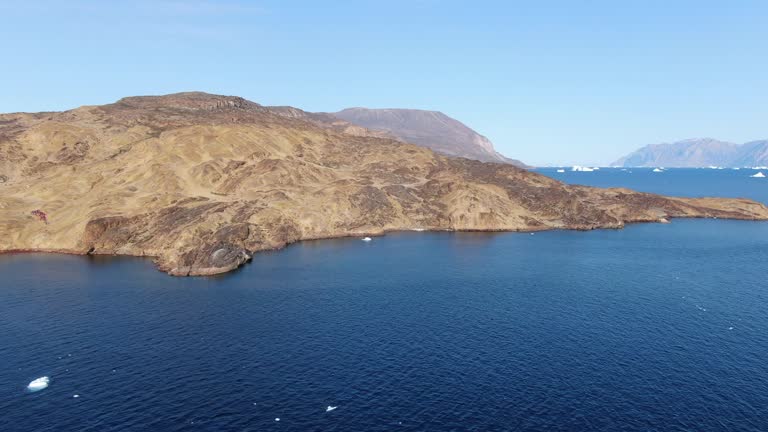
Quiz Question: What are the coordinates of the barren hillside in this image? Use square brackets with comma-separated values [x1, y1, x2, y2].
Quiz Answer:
[1, 92, 766, 275]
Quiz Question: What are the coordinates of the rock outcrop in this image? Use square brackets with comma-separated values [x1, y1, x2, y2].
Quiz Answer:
[2, 92, 767, 276]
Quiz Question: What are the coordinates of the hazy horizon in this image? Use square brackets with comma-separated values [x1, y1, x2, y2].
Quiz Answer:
[2, 0, 766, 166]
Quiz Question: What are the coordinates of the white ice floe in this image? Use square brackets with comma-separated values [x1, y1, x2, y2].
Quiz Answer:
[27, 376, 50, 392]
[556, 169, 565, 173]
[751, 172, 765, 178]
[73, 394, 80, 398]
[652, 168, 664, 172]
[326, 406, 338, 412]
[411, 228, 425, 232]
[361, 237, 372, 242]
[571, 165, 596, 172]
[275, 418, 280, 422]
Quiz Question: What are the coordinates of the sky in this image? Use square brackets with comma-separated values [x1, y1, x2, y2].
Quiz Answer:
[1, 0, 766, 166]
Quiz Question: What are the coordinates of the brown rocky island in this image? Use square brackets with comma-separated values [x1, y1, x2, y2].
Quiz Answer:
[1, 92, 766, 276]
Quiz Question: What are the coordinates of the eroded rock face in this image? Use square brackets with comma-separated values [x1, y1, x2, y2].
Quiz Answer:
[1, 92, 767, 276]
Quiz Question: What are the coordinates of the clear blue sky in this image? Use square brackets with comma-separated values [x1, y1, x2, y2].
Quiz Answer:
[1, 1, 766, 166]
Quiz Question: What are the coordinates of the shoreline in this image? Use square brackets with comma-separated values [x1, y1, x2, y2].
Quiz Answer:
[3, 215, 765, 277]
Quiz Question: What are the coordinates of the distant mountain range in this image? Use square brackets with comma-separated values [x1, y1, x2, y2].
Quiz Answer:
[333, 108, 526, 167]
[613, 138, 768, 167]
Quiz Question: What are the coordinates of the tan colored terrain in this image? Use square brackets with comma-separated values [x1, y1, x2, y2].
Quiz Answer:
[1, 92, 767, 276]
[333, 107, 527, 166]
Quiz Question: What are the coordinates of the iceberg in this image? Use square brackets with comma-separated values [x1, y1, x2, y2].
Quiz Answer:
[326, 406, 338, 412]
[652, 168, 664, 172]
[556, 169, 565, 173]
[751, 172, 765, 178]
[361, 237, 372, 242]
[571, 165, 595, 172]
[27, 376, 50, 392]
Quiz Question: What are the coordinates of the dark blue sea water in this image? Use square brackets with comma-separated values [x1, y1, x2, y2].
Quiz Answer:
[2, 168, 768, 431]
[539, 167, 768, 204]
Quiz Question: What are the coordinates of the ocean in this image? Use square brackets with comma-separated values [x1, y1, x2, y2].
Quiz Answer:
[2, 167, 767, 431]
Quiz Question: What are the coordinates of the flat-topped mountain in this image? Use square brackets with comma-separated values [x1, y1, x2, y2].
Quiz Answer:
[333, 108, 526, 167]
[2, 92, 767, 276]
[613, 138, 768, 167]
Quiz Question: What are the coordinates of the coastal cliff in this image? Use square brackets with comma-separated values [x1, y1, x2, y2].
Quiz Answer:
[2, 92, 767, 275]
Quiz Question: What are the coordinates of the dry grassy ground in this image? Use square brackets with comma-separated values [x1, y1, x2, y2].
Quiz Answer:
[2, 93, 766, 275]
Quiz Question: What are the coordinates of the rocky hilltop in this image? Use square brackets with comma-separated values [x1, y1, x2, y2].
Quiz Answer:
[2, 92, 767, 276]
[613, 138, 768, 167]
[333, 108, 526, 166]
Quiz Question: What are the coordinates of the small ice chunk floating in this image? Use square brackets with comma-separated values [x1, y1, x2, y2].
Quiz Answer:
[27, 376, 50, 392]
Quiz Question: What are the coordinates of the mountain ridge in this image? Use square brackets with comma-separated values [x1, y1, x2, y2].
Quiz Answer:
[333, 107, 526, 167]
[613, 138, 768, 167]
